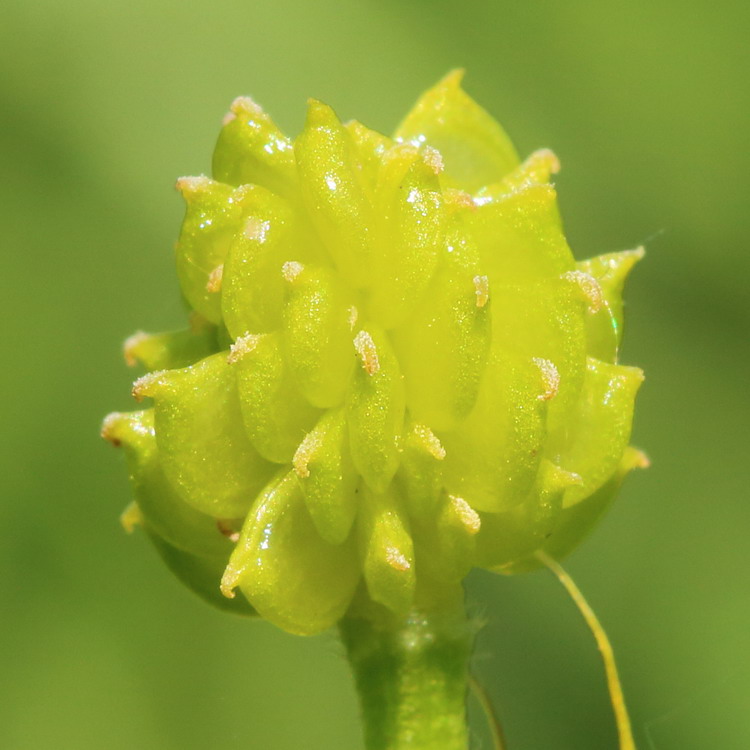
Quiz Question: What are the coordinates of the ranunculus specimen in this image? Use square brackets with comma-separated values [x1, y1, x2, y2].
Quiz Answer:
[104, 71, 645, 750]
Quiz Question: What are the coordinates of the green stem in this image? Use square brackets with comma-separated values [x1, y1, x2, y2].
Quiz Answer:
[340, 604, 473, 750]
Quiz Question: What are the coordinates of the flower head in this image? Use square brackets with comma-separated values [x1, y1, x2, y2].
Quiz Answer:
[104, 71, 645, 635]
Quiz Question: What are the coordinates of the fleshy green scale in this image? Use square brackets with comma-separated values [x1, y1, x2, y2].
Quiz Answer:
[101, 409, 231, 557]
[147, 530, 256, 616]
[295, 100, 375, 288]
[368, 144, 445, 329]
[471, 183, 575, 282]
[229, 332, 320, 464]
[490, 277, 587, 439]
[577, 247, 645, 361]
[474, 460, 577, 573]
[395, 70, 519, 192]
[475, 148, 560, 203]
[280, 262, 355, 408]
[222, 471, 360, 635]
[476, 459, 581, 574]
[345, 120, 393, 197]
[213, 96, 298, 200]
[133, 352, 275, 518]
[174, 178, 252, 324]
[102, 411, 254, 615]
[441, 352, 550, 513]
[347, 326, 406, 494]
[294, 408, 359, 546]
[412, 493, 480, 587]
[123, 318, 219, 372]
[220, 186, 308, 337]
[357, 484, 416, 616]
[544, 447, 648, 561]
[396, 422, 446, 520]
[557, 357, 644, 507]
[106, 72, 645, 635]
[393, 203, 491, 431]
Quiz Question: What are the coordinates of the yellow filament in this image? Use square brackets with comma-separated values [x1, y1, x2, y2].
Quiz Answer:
[536, 551, 636, 750]
[469, 675, 507, 750]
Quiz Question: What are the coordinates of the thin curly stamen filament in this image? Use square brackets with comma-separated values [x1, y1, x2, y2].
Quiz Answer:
[469, 675, 508, 750]
[535, 551, 636, 750]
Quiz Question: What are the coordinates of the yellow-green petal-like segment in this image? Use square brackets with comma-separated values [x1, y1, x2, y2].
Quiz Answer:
[280, 263, 355, 408]
[471, 183, 575, 283]
[577, 247, 645, 362]
[220, 187, 309, 337]
[133, 352, 275, 518]
[101, 409, 232, 558]
[557, 357, 644, 507]
[491, 277, 587, 438]
[147, 530, 256, 616]
[442, 353, 550, 513]
[293, 408, 359, 545]
[394, 70, 519, 192]
[123, 320, 219, 372]
[475, 148, 560, 203]
[368, 145, 445, 329]
[358, 485, 415, 616]
[413, 493, 480, 585]
[474, 459, 575, 572]
[103, 74, 647, 635]
[394, 207, 491, 431]
[544, 447, 648, 560]
[345, 120, 393, 197]
[347, 326, 406, 494]
[222, 471, 360, 636]
[212, 95, 298, 199]
[174, 178, 251, 323]
[396, 422, 446, 519]
[295, 100, 374, 288]
[229, 333, 320, 464]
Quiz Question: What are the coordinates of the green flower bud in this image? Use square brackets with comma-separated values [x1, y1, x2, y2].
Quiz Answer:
[104, 71, 644, 636]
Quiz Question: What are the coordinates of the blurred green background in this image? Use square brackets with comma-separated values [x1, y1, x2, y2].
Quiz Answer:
[2, 0, 748, 747]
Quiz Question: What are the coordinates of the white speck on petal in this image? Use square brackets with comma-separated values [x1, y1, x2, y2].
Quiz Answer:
[473, 275, 490, 308]
[243, 217, 270, 242]
[533, 358, 560, 401]
[206, 264, 224, 293]
[386, 547, 411, 572]
[562, 270, 604, 313]
[413, 424, 446, 460]
[354, 330, 380, 375]
[282, 261, 305, 283]
[122, 331, 148, 367]
[448, 495, 481, 535]
[293, 430, 322, 479]
[227, 333, 262, 364]
[422, 146, 444, 174]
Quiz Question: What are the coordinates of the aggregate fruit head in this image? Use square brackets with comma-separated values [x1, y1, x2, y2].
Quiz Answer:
[103, 71, 645, 636]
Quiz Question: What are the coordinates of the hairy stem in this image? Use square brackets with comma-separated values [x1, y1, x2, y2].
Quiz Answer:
[340, 604, 473, 750]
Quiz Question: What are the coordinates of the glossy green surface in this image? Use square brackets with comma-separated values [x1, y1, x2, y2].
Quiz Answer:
[103, 67, 648, 667]
[296, 408, 359, 545]
[223, 471, 360, 635]
[4, 2, 748, 748]
[393, 206, 490, 431]
[281, 264, 355, 408]
[395, 71, 519, 192]
[137, 353, 276, 517]
[231, 332, 321, 463]
[358, 485, 416, 616]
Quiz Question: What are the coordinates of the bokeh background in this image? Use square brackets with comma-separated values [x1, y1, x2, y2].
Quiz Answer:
[2, 0, 748, 748]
